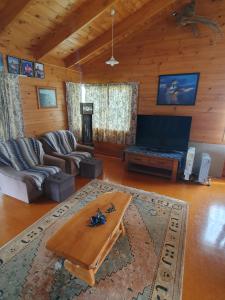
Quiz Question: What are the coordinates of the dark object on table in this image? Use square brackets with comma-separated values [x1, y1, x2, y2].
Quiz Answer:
[80, 158, 103, 178]
[89, 209, 106, 227]
[44, 172, 75, 202]
[105, 203, 116, 213]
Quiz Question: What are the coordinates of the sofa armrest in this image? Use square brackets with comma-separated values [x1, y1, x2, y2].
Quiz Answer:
[0, 166, 32, 183]
[43, 154, 66, 172]
[49, 152, 77, 174]
[76, 144, 94, 155]
[0, 166, 42, 203]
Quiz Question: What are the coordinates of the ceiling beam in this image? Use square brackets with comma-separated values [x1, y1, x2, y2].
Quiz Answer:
[64, 0, 179, 68]
[0, 0, 32, 33]
[34, 0, 116, 60]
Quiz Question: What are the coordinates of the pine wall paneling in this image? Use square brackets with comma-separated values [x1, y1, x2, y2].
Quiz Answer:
[0, 51, 81, 137]
[20, 65, 80, 137]
[81, 2, 225, 172]
[82, 4, 225, 147]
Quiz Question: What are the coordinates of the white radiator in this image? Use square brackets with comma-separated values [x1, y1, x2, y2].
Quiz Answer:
[184, 147, 195, 180]
[198, 153, 211, 184]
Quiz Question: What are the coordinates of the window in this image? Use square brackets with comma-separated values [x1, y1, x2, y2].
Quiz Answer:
[82, 83, 135, 144]
[66, 82, 138, 145]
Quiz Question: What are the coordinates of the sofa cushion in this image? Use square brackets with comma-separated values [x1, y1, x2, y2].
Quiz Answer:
[20, 165, 61, 190]
[0, 138, 44, 171]
[66, 151, 92, 168]
[42, 130, 77, 155]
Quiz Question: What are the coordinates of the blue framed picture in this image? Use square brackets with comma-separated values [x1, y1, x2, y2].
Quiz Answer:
[157, 73, 200, 105]
[34, 62, 45, 79]
[7, 55, 20, 74]
[21, 59, 34, 77]
[0, 53, 4, 72]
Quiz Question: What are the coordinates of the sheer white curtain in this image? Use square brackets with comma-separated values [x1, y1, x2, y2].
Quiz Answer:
[66, 82, 138, 144]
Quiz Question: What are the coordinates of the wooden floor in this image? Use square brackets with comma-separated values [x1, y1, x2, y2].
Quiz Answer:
[1, 155, 225, 300]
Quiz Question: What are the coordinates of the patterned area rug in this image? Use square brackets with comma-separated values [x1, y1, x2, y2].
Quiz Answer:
[0, 180, 188, 300]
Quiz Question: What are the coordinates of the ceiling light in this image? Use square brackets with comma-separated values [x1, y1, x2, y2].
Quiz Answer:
[105, 9, 119, 67]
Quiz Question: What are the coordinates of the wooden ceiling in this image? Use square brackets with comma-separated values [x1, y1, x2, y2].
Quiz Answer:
[0, 0, 184, 68]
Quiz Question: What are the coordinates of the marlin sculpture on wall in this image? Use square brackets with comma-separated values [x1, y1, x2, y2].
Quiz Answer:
[172, 0, 222, 36]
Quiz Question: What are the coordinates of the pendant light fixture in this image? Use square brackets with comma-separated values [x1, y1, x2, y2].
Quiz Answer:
[105, 8, 119, 67]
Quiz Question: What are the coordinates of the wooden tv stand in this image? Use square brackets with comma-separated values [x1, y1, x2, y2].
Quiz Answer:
[125, 148, 180, 182]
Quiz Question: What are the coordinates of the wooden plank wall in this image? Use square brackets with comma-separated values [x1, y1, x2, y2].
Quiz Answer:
[82, 2, 225, 146]
[0, 51, 80, 137]
[20, 65, 80, 137]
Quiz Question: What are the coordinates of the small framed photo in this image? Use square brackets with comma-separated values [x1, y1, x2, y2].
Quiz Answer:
[7, 55, 20, 74]
[21, 59, 34, 77]
[37, 87, 57, 109]
[157, 73, 200, 106]
[80, 103, 94, 115]
[34, 62, 45, 79]
[0, 53, 4, 72]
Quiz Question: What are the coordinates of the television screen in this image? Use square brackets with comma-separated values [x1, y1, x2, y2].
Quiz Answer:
[136, 115, 192, 152]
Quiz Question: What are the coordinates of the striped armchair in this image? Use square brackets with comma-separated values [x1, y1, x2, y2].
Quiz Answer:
[41, 130, 94, 175]
[0, 138, 65, 203]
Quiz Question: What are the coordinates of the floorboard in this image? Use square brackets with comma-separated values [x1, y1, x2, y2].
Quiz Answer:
[1, 155, 225, 300]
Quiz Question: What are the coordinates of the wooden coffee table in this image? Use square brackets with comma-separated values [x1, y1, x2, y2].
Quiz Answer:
[46, 191, 132, 286]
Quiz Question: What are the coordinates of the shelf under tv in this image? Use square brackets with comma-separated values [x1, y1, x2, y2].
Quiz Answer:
[127, 163, 173, 179]
[124, 146, 184, 182]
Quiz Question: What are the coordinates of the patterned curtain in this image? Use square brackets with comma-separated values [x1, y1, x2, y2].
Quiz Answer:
[65, 82, 82, 141]
[85, 83, 138, 144]
[65, 82, 139, 145]
[84, 84, 108, 142]
[0, 73, 24, 141]
[108, 83, 138, 145]
[128, 83, 139, 144]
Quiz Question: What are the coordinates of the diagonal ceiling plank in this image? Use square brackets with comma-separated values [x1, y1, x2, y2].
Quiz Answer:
[64, 0, 179, 68]
[34, 0, 116, 60]
[0, 0, 32, 33]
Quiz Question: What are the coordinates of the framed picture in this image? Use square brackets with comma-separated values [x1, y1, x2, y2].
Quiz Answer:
[157, 73, 200, 105]
[7, 55, 20, 74]
[21, 59, 34, 77]
[80, 103, 94, 115]
[37, 87, 57, 109]
[34, 62, 45, 79]
[0, 53, 4, 72]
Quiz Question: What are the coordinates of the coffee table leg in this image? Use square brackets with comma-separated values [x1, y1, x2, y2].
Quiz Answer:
[120, 221, 126, 237]
[64, 260, 95, 287]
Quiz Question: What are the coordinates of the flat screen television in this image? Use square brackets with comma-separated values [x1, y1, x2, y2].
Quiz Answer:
[136, 115, 192, 152]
